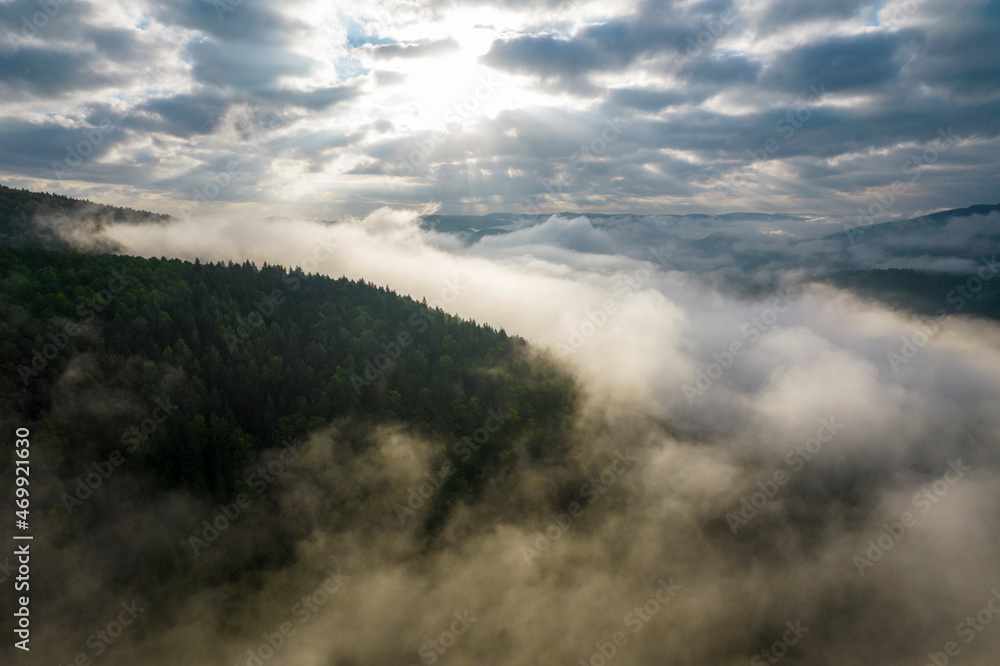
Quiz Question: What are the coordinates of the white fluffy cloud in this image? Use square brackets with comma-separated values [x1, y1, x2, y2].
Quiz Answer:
[39, 203, 998, 664]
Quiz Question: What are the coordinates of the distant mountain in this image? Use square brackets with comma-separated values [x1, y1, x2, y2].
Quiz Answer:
[822, 203, 1000, 243]
[5, 184, 998, 319]
[420, 203, 1000, 319]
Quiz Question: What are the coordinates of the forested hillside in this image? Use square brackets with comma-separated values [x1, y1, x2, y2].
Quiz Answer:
[820, 268, 1000, 320]
[0, 247, 576, 523]
[0, 184, 170, 249]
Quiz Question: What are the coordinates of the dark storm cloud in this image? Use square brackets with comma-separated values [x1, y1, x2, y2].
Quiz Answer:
[481, 0, 739, 90]
[151, 0, 304, 46]
[0, 117, 126, 175]
[187, 38, 317, 91]
[0, 46, 118, 97]
[607, 92, 1000, 166]
[759, 0, 869, 26]
[119, 82, 356, 140]
[254, 84, 360, 111]
[578, 14, 694, 63]
[909, 0, 1000, 97]
[761, 31, 917, 94]
[678, 53, 761, 85]
[0, 0, 96, 47]
[608, 87, 689, 112]
[0, 2, 167, 97]
[481, 33, 606, 79]
[136, 91, 235, 137]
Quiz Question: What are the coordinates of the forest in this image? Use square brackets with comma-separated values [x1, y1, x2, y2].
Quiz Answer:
[0, 244, 577, 603]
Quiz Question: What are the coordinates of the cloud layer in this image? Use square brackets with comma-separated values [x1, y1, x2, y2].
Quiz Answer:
[17, 204, 1000, 664]
[0, 0, 997, 217]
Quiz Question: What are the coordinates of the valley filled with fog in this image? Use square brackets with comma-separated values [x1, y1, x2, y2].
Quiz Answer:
[2, 0, 998, 661]
[13, 204, 996, 665]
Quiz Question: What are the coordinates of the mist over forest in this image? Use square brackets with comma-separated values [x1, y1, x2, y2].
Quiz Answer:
[2, 0, 1000, 664]
[3, 187, 1000, 665]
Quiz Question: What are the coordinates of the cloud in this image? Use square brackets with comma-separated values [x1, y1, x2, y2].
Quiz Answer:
[760, 32, 912, 93]
[0, 46, 119, 98]
[680, 53, 762, 85]
[187, 39, 318, 91]
[366, 37, 460, 59]
[20, 204, 1000, 665]
[150, 0, 305, 46]
[608, 87, 689, 112]
[758, 0, 869, 27]
[0, 117, 130, 183]
[0, 0, 997, 224]
[482, 33, 608, 79]
[136, 91, 235, 137]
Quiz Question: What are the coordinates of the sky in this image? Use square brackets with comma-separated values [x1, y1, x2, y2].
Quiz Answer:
[5, 3, 1000, 662]
[0, 0, 998, 219]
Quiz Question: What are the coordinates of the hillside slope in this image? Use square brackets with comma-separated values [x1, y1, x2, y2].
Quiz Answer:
[0, 184, 170, 249]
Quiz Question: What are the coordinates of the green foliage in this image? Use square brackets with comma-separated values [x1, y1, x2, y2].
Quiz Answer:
[0, 183, 170, 249]
[822, 268, 1000, 319]
[0, 247, 577, 507]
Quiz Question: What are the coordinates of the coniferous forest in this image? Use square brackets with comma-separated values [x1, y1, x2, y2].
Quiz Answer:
[3, 0, 1000, 661]
[0, 240, 578, 642]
